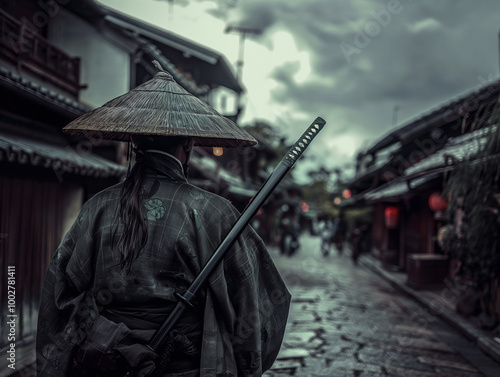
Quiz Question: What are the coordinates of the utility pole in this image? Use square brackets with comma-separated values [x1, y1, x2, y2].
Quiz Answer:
[392, 105, 400, 126]
[168, 0, 174, 17]
[224, 25, 262, 81]
[224, 25, 262, 182]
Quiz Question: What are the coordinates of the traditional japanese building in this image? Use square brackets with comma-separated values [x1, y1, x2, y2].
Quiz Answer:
[343, 79, 500, 287]
[0, 1, 251, 375]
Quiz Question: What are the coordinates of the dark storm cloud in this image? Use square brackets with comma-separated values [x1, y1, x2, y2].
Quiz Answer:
[241, 0, 500, 125]
[226, 1, 277, 30]
[179, 0, 500, 175]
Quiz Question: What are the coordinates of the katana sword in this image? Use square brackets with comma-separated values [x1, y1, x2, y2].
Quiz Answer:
[134, 116, 326, 377]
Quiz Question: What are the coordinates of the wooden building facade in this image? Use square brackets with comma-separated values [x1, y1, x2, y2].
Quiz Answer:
[344, 79, 500, 286]
[0, 0, 253, 375]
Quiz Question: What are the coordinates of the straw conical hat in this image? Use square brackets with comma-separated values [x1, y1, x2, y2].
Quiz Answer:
[63, 61, 257, 148]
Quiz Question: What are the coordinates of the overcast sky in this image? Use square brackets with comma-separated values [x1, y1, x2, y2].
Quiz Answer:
[98, 0, 500, 183]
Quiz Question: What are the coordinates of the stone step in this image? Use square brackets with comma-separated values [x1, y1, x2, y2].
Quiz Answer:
[271, 359, 303, 369]
[276, 347, 310, 359]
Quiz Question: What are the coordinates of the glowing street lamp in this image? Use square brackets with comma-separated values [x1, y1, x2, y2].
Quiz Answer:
[213, 147, 224, 156]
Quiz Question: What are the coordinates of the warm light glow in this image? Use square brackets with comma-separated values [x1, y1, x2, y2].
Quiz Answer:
[428, 192, 447, 212]
[300, 201, 309, 212]
[384, 206, 399, 229]
[213, 147, 223, 156]
[333, 197, 341, 205]
[342, 189, 351, 199]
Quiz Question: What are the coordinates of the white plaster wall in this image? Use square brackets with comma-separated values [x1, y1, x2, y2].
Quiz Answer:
[48, 9, 130, 108]
[211, 86, 239, 116]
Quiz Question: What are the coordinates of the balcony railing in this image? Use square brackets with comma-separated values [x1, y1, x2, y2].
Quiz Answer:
[0, 8, 81, 96]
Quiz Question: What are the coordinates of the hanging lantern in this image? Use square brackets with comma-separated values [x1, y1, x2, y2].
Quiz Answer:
[428, 192, 447, 212]
[300, 200, 310, 213]
[213, 147, 224, 156]
[342, 189, 351, 199]
[384, 206, 399, 229]
[429, 191, 447, 220]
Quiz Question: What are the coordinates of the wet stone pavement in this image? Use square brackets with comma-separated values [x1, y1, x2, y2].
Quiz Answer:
[263, 234, 500, 377]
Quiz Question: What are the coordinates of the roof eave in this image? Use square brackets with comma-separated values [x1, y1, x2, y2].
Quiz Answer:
[102, 7, 243, 93]
[363, 79, 500, 157]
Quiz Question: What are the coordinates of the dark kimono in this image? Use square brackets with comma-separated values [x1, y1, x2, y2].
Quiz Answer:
[36, 151, 291, 377]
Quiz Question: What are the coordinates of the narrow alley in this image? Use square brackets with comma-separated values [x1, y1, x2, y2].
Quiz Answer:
[264, 234, 500, 377]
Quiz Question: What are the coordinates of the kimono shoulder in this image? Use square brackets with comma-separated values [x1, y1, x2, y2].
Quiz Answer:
[181, 182, 242, 224]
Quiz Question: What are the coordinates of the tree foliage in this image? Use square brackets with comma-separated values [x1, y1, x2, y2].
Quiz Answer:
[443, 100, 500, 291]
[301, 167, 334, 215]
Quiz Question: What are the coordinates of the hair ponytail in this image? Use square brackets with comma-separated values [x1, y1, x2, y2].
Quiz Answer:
[112, 156, 148, 272]
[112, 136, 187, 272]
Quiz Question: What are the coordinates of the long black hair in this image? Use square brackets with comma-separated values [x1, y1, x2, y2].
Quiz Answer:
[112, 136, 186, 272]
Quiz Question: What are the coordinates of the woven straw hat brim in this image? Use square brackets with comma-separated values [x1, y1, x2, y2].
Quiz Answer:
[63, 70, 257, 148]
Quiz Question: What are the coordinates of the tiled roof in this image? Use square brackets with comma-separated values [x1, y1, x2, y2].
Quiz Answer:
[0, 133, 126, 178]
[359, 126, 495, 202]
[349, 80, 500, 191]
[0, 65, 90, 115]
[352, 127, 495, 203]
[103, 8, 243, 93]
[363, 175, 437, 202]
[404, 126, 494, 176]
[365, 79, 500, 155]
[133, 34, 210, 96]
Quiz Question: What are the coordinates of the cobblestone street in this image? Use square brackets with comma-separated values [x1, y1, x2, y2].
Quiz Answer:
[264, 234, 500, 377]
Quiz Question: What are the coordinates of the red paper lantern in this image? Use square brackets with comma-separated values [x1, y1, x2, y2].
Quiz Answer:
[384, 206, 399, 229]
[428, 192, 447, 212]
[342, 189, 352, 199]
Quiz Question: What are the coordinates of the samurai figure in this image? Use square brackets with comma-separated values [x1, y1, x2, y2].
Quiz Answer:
[36, 62, 291, 377]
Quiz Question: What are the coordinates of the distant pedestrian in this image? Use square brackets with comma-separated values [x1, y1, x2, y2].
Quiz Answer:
[318, 214, 336, 257]
[349, 219, 369, 264]
[279, 205, 300, 256]
[333, 212, 347, 255]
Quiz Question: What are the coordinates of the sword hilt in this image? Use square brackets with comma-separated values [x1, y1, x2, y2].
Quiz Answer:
[282, 117, 326, 168]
